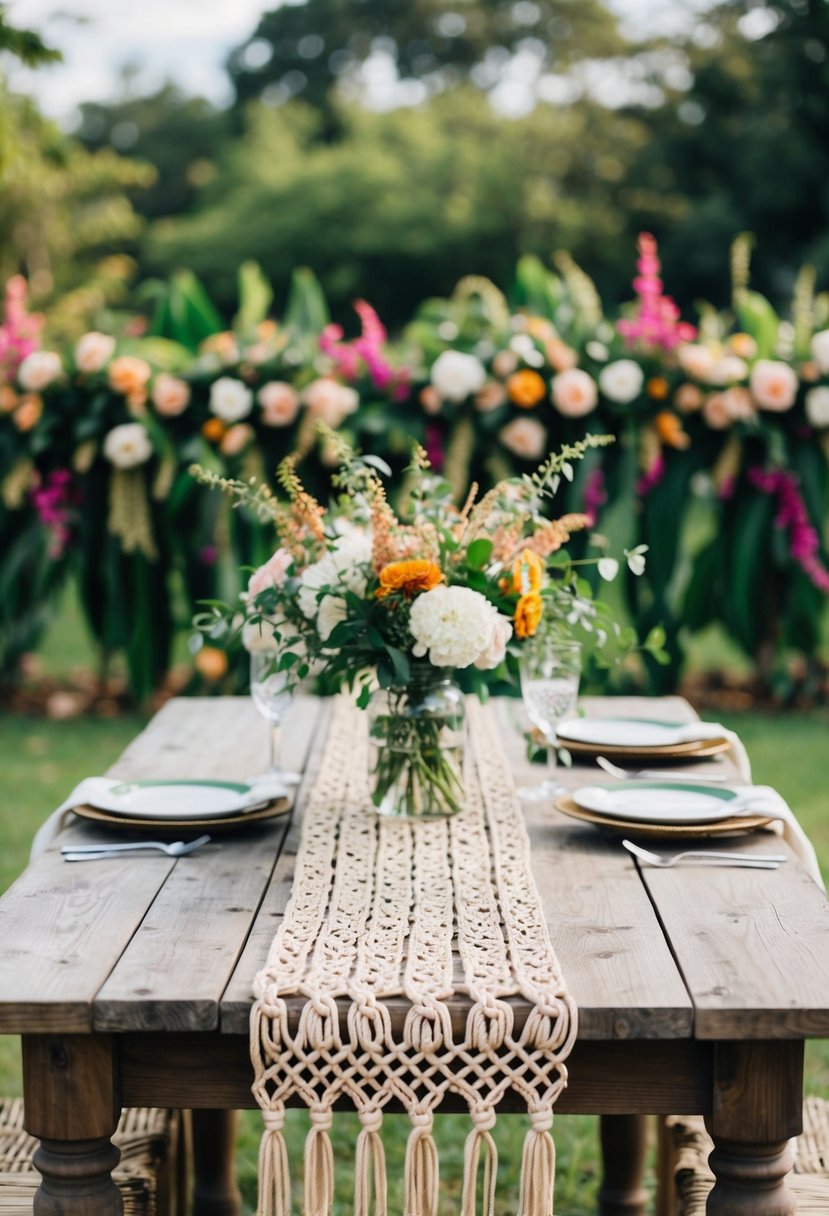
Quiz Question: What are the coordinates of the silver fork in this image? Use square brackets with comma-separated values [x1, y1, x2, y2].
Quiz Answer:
[622, 839, 786, 869]
[597, 756, 728, 782]
[61, 834, 211, 861]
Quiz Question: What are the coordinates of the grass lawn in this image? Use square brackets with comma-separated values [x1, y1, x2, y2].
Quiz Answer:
[1, 605, 828, 1212]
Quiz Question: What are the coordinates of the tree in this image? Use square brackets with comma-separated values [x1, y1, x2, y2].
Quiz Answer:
[0, 7, 60, 69]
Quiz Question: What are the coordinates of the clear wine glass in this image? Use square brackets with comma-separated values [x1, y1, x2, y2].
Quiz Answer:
[518, 634, 581, 801]
[249, 651, 301, 787]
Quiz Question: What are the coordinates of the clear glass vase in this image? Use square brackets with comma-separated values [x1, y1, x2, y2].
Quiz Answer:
[367, 663, 466, 820]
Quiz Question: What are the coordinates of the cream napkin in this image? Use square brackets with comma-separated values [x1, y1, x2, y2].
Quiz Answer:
[730, 784, 824, 889]
[672, 722, 752, 783]
[30, 778, 119, 860]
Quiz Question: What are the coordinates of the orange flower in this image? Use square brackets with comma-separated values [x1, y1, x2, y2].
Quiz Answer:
[654, 410, 690, 450]
[376, 559, 444, 599]
[13, 394, 43, 432]
[202, 417, 226, 443]
[647, 376, 670, 400]
[506, 549, 545, 595]
[507, 370, 547, 409]
[0, 385, 17, 414]
[108, 355, 152, 399]
[514, 592, 543, 639]
[728, 332, 757, 360]
[194, 646, 228, 681]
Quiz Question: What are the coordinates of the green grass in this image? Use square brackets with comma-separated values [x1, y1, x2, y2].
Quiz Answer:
[2, 606, 828, 1212]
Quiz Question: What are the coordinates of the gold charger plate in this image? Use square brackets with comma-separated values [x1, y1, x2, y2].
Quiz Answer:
[553, 793, 771, 838]
[71, 797, 291, 835]
[558, 736, 731, 764]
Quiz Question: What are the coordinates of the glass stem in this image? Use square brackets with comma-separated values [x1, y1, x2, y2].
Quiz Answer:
[270, 722, 282, 774]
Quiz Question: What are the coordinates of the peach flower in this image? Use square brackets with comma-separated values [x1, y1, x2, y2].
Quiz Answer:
[492, 350, 519, 379]
[419, 385, 442, 415]
[303, 378, 359, 428]
[475, 382, 507, 412]
[675, 383, 704, 413]
[13, 394, 43, 432]
[220, 423, 254, 456]
[258, 381, 300, 427]
[545, 338, 578, 372]
[75, 332, 116, 373]
[108, 355, 152, 399]
[152, 373, 190, 416]
[499, 417, 547, 461]
[702, 393, 731, 430]
[18, 351, 62, 392]
[247, 548, 293, 599]
[677, 343, 716, 381]
[551, 368, 598, 418]
[749, 360, 798, 411]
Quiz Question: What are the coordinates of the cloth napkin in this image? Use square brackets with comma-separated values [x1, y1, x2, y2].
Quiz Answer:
[672, 722, 752, 783]
[30, 778, 120, 860]
[730, 784, 824, 889]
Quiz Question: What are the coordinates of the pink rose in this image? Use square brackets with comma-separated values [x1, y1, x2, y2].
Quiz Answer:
[303, 378, 359, 428]
[258, 381, 300, 427]
[475, 382, 507, 412]
[247, 548, 294, 599]
[499, 416, 547, 461]
[551, 368, 598, 418]
[220, 423, 254, 456]
[152, 373, 190, 416]
[702, 393, 731, 430]
[749, 360, 798, 411]
[75, 332, 116, 373]
[474, 612, 513, 670]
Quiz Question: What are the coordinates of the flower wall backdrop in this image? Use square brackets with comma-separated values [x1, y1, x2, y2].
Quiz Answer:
[2, 237, 827, 700]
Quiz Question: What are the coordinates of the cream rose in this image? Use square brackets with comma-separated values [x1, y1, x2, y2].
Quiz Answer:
[708, 356, 748, 385]
[74, 332, 116, 374]
[474, 612, 513, 671]
[677, 343, 716, 381]
[247, 548, 294, 600]
[749, 360, 798, 411]
[810, 329, 829, 374]
[598, 359, 644, 404]
[259, 381, 300, 427]
[499, 417, 546, 461]
[18, 351, 62, 392]
[805, 386, 829, 429]
[303, 378, 359, 428]
[152, 373, 190, 416]
[551, 368, 598, 418]
[102, 422, 153, 469]
[430, 351, 486, 402]
[209, 376, 253, 423]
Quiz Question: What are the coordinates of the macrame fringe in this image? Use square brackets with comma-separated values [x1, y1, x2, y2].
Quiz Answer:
[460, 1113, 498, 1216]
[354, 1111, 387, 1216]
[257, 1109, 290, 1216]
[517, 1110, 556, 1216]
[404, 1112, 439, 1216]
[304, 1110, 335, 1216]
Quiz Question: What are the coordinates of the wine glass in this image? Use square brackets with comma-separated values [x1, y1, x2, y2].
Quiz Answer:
[249, 651, 301, 787]
[518, 634, 581, 801]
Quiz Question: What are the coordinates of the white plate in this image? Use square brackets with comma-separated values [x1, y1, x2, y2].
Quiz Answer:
[557, 717, 714, 749]
[84, 779, 287, 821]
[572, 781, 740, 825]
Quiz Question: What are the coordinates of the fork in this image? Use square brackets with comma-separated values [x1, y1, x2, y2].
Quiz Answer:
[596, 756, 728, 782]
[622, 839, 786, 869]
[61, 834, 211, 861]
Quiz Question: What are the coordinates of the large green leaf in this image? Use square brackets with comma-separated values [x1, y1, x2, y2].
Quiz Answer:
[724, 491, 775, 655]
[734, 289, 780, 360]
[148, 269, 223, 350]
[283, 267, 330, 336]
[234, 261, 273, 336]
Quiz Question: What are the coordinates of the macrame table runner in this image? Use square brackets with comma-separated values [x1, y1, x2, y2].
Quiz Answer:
[251, 696, 577, 1216]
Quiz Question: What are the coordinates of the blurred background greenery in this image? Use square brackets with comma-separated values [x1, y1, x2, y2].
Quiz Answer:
[2, 0, 829, 334]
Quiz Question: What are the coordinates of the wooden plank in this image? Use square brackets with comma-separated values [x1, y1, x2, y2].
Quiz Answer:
[640, 859, 829, 1038]
[495, 700, 694, 1040]
[219, 702, 332, 1033]
[93, 699, 322, 1032]
[119, 1032, 713, 1116]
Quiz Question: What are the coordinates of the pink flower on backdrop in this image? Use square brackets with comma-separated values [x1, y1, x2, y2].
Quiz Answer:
[424, 423, 445, 471]
[0, 277, 44, 380]
[30, 468, 78, 559]
[319, 300, 410, 397]
[747, 467, 829, 593]
[617, 234, 696, 352]
[582, 467, 607, 525]
[636, 453, 666, 496]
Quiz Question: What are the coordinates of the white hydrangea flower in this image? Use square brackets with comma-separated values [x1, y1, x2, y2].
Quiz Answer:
[409, 585, 504, 669]
[297, 535, 373, 621]
[209, 376, 253, 422]
[805, 386, 829, 429]
[598, 359, 644, 404]
[102, 422, 153, 469]
[810, 329, 829, 374]
[430, 351, 486, 402]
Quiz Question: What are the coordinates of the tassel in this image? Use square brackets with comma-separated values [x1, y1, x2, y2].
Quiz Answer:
[404, 1111, 439, 1216]
[517, 1110, 556, 1216]
[354, 1110, 387, 1216]
[258, 1108, 290, 1216]
[304, 1109, 335, 1216]
[460, 1111, 498, 1216]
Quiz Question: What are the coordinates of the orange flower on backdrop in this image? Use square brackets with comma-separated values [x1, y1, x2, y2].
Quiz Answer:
[647, 376, 670, 400]
[194, 646, 228, 681]
[514, 591, 543, 639]
[375, 560, 444, 599]
[654, 410, 691, 450]
[507, 370, 547, 409]
[503, 549, 544, 595]
[202, 418, 226, 443]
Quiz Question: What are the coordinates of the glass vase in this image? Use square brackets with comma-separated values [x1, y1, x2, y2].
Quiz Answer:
[367, 663, 466, 820]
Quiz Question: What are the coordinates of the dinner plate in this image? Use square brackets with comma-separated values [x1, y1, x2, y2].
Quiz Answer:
[554, 717, 730, 762]
[572, 781, 739, 825]
[81, 779, 288, 821]
[71, 798, 291, 835]
[554, 794, 771, 839]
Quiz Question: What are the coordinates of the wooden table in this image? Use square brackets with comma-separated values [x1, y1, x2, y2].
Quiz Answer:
[1, 695, 828, 1216]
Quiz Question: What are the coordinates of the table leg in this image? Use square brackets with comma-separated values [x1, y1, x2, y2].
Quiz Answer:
[706, 1041, 803, 1216]
[597, 1114, 649, 1216]
[191, 1110, 241, 1216]
[22, 1035, 122, 1216]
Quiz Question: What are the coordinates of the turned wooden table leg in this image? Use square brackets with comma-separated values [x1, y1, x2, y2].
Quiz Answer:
[597, 1114, 649, 1216]
[22, 1035, 122, 1216]
[191, 1110, 241, 1216]
[706, 1040, 803, 1216]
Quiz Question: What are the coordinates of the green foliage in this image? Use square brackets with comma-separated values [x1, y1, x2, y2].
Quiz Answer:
[0, 8, 60, 68]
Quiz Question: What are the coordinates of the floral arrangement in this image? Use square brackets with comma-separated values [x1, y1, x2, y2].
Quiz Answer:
[192, 430, 661, 814]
